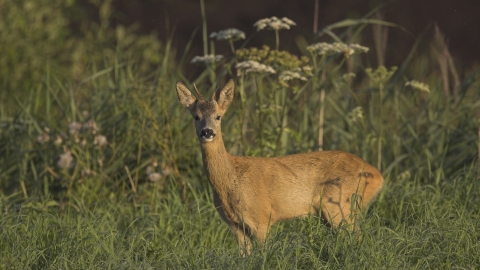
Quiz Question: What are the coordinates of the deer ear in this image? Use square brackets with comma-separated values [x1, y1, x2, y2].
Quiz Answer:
[216, 80, 235, 111]
[176, 82, 197, 111]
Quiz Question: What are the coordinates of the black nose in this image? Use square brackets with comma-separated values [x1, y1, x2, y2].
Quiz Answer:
[200, 129, 215, 139]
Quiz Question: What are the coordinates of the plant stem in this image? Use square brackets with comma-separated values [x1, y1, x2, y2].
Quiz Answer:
[253, 76, 263, 156]
[275, 30, 279, 51]
[377, 83, 383, 170]
[200, 0, 208, 56]
[318, 88, 325, 151]
[318, 69, 326, 151]
[239, 74, 248, 155]
[229, 40, 235, 54]
[274, 87, 288, 156]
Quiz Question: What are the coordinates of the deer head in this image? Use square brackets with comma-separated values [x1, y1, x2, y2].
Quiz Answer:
[176, 80, 235, 143]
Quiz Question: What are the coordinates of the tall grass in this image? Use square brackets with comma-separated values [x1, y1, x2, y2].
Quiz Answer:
[1, 1, 480, 268]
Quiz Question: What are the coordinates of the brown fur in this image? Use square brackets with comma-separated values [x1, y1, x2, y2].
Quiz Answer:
[176, 80, 384, 255]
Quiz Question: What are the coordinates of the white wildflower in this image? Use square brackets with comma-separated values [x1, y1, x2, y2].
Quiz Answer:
[349, 44, 370, 54]
[161, 164, 172, 177]
[210, 28, 246, 41]
[191, 54, 223, 65]
[302, 65, 312, 74]
[405, 80, 430, 93]
[307, 42, 369, 58]
[146, 165, 155, 175]
[94, 134, 108, 147]
[36, 133, 50, 144]
[348, 106, 364, 123]
[307, 42, 335, 55]
[235, 60, 276, 76]
[54, 135, 63, 146]
[81, 110, 89, 118]
[97, 158, 104, 168]
[148, 172, 162, 182]
[83, 120, 98, 134]
[36, 128, 51, 144]
[81, 138, 87, 146]
[254, 16, 296, 31]
[279, 69, 308, 82]
[81, 169, 96, 176]
[68, 122, 82, 135]
[57, 149, 73, 170]
[332, 43, 354, 57]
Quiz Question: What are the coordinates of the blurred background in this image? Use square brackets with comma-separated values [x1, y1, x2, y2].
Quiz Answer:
[100, 0, 479, 70]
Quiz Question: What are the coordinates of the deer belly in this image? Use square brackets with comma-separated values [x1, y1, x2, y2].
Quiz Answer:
[269, 191, 316, 220]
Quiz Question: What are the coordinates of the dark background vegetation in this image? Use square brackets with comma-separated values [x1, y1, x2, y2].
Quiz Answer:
[106, 0, 480, 70]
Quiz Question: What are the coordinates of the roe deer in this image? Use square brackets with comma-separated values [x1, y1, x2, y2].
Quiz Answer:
[176, 79, 384, 255]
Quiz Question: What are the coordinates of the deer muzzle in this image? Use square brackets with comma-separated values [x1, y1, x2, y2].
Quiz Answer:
[200, 128, 216, 142]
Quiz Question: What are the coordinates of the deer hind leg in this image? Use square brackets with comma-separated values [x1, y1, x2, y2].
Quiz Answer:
[231, 221, 271, 255]
[250, 223, 269, 248]
[320, 189, 366, 233]
[320, 189, 362, 231]
[230, 224, 253, 256]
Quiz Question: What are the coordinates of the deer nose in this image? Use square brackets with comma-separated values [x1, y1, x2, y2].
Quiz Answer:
[200, 128, 216, 140]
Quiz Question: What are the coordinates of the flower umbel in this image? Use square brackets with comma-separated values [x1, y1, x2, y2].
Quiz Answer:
[68, 122, 82, 135]
[405, 80, 430, 93]
[191, 55, 223, 65]
[94, 134, 108, 147]
[210, 28, 246, 41]
[235, 60, 276, 76]
[348, 106, 365, 123]
[279, 67, 311, 86]
[365, 66, 397, 85]
[57, 147, 73, 170]
[307, 42, 369, 58]
[254, 17, 296, 31]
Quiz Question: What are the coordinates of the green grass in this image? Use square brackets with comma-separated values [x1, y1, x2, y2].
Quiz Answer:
[1, 1, 480, 268]
[1, 165, 479, 269]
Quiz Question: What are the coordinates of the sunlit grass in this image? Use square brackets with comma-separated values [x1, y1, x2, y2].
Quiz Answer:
[1, 165, 479, 268]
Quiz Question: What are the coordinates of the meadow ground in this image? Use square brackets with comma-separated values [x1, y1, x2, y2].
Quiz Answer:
[1, 166, 480, 269]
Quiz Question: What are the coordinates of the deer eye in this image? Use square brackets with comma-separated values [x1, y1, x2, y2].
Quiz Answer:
[215, 116, 221, 120]
[194, 115, 200, 121]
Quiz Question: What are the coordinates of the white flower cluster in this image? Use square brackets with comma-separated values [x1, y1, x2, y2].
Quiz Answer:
[93, 135, 108, 147]
[210, 28, 246, 41]
[68, 120, 98, 136]
[57, 147, 74, 170]
[254, 17, 296, 31]
[348, 106, 365, 123]
[36, 116, 110, 172]
[235, 60, 276, 76]
[146, 159, 172, 182]
[279, 67, 310, 83]
[405, 80, 430, 93]
[191, 54, 223, 65]
[307, 42, 369, 58]
[36, 127, 51, 144]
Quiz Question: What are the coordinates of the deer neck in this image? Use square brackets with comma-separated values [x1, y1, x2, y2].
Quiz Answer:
[200, 134, 235, 192]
